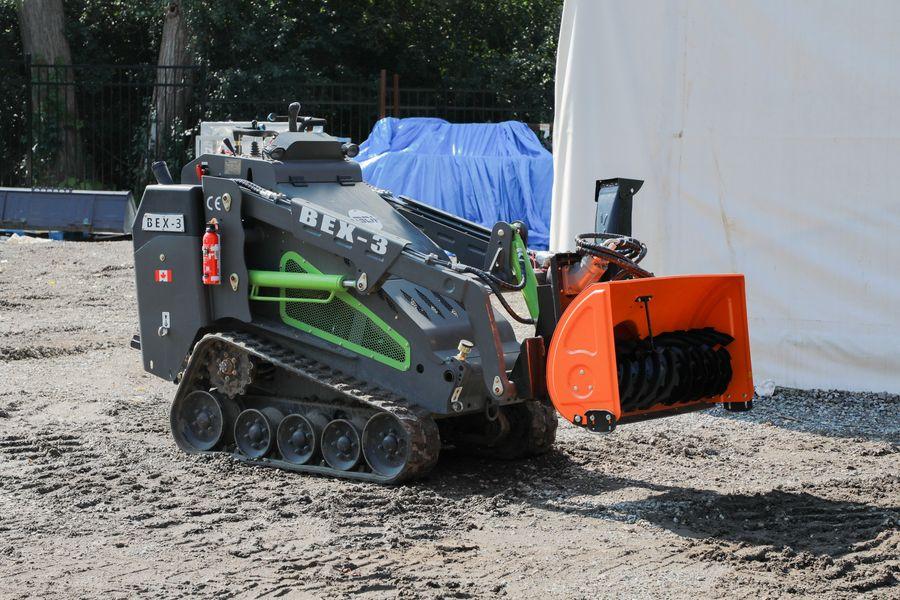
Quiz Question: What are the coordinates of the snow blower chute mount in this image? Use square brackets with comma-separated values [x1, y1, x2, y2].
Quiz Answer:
[131, 103, 753, 483]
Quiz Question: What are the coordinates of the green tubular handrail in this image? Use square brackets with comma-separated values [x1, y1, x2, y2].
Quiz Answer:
[248, 269, 346, 304]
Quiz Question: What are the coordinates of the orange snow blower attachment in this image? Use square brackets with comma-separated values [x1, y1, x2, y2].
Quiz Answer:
[546, 274, 753, 432]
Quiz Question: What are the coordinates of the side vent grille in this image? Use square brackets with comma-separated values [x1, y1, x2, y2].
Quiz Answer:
[279, 252, 410, 370]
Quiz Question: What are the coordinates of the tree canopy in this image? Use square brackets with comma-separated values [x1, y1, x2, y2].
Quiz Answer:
[0, 1, 562, 189]
[3, 1, 560, 107]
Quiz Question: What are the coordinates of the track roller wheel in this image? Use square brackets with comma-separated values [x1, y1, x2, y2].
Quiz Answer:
[276, 414, 321, 465]
[234, 407, 283, 459]
[170, 390, 228, 452]
[321, 419, 361, 471]
[363, 412, 412, 478]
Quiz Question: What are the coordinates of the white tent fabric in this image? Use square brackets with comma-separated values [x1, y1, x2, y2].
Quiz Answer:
[551, 0, 900, 393]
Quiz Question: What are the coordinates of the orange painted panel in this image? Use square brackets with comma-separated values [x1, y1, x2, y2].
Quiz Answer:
[546, 274, 753, 424]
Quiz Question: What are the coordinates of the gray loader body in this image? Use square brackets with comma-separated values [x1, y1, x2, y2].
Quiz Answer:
[133, 130, 521, 420]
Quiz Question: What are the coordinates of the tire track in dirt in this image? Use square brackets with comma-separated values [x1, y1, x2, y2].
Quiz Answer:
[266, 482, 497, 598]
[661, 480, 900, 596]
[2, 240, 899, 599]
[0, 344, 101, 362]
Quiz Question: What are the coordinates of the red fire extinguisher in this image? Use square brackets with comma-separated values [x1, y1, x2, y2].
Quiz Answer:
[202, 219, 221, 285]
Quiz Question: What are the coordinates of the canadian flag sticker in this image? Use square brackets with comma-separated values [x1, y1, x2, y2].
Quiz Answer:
[155, 269, 172, 283]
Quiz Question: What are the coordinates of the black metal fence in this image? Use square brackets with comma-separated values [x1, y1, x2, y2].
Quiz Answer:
[389, 87, 548, 124]
[0, 59, 205, 192]
[0, 59, 30, 189]
[0, 59, 551, 194]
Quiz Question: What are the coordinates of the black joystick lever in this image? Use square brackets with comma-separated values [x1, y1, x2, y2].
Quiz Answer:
[288, 102, 301, 132]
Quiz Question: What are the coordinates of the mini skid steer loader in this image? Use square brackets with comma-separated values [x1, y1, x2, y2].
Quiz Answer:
[131, 103, 753, 483]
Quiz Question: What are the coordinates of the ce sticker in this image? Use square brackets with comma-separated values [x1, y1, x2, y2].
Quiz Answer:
[206, 195, 223, 211]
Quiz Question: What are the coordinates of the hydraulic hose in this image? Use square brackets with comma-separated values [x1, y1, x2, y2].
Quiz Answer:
[458, 265, 534, 323]
[575, 232, 653, 279]
[470, 251, 530, 291]
[234, 178, 287, 203]
[404, 248, 535, 324]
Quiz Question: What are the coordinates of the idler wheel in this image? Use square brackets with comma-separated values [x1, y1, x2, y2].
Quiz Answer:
[170, 390, 227, 452]
[321, 419, 361, 471]
[276, 414, 320, 465]
[234, 408, 282, 459]
[362, 413, 411, 478]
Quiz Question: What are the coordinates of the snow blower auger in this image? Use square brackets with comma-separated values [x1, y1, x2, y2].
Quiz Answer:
[131, 104, 753, 483]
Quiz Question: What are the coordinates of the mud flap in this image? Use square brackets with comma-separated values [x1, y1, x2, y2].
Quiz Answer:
[546, 275, 753, 428]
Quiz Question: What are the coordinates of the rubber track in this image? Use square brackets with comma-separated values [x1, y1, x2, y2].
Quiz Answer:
[173, 331, 441, 484]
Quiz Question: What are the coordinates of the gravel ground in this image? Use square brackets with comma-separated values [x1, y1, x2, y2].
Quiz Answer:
[0, 240, 897, 599]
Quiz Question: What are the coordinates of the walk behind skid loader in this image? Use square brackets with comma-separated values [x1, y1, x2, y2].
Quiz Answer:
[132, 103, 753, 483]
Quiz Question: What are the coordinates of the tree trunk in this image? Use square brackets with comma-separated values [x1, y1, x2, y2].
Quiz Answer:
[17, 0, 83, 186]
[150, 0, 194, 160]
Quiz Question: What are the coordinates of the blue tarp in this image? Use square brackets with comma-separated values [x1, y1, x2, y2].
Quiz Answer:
[355, 117, 552, 249]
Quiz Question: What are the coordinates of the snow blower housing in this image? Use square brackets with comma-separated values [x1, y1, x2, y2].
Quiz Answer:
[131, 104, 753, 483]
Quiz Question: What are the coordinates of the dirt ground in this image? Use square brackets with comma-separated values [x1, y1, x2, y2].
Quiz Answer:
[0, 239, 897, 599]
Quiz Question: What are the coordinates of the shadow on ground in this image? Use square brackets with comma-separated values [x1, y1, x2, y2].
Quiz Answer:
[429, 448, 899, 560]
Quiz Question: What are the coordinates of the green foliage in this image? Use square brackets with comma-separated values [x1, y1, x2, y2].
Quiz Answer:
[2, 1, 560, 110]
[64, 0, 161, 65]
[56, 175, 105, 190]
[0, 1, 20, 60]
[0, 1, 26, 185]
[182, 0, 561, 113]
[130, 112, 193, 193]
[0, 1, 561, 188]
[29, 67, 75, 183]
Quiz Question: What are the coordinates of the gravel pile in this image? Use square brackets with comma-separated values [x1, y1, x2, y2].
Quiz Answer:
[728, 387, 899, 443]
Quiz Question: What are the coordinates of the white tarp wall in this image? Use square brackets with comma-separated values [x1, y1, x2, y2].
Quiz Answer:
[551, 0, 900, 392]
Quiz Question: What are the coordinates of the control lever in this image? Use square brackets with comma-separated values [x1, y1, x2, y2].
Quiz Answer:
[151, 161, 174, 185]
[288, 102, 301, 132]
